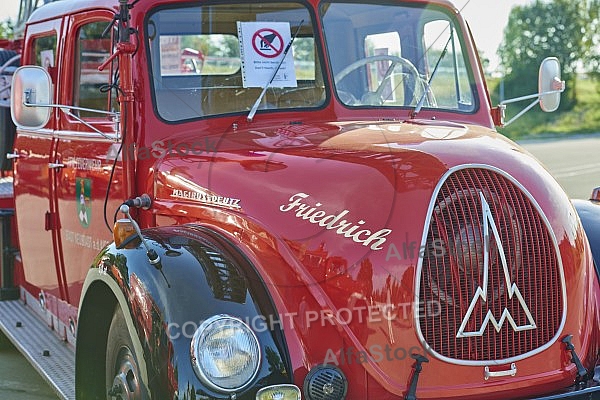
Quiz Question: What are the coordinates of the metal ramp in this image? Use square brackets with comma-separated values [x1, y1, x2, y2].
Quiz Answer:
[0, 300, 75, 400]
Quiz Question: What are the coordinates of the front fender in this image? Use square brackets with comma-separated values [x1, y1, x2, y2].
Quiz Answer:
[573, 199, 600, 280]
[76, 224, 292, 399]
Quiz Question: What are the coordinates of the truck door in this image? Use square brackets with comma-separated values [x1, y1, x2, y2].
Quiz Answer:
[13, 19, 67, 311]
[54, 12, 122, 308]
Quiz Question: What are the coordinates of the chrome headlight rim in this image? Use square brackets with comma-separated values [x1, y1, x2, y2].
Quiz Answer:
[190, 314, 261, 393]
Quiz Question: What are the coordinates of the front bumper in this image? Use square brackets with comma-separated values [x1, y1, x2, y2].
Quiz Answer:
[531, 378, 600, 400]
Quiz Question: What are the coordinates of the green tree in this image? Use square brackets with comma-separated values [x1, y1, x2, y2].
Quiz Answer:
[0, 19, 14, 40]
[583, 0, 600, 81]
[478, 48, 490, 73]
[292, 37, 314, 63]
[180, 34, 240, 58]
[498, 0, 587, 109]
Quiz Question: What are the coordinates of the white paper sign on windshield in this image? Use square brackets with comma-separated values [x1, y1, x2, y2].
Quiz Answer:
[237, 22, 297, 88]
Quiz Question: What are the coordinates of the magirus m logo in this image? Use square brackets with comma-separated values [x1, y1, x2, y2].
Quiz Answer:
[456, 192, 537, 338]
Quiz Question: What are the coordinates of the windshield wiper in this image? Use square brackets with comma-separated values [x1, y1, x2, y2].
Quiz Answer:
[412, 32, 453, 118]
[247, 21, 304, 122]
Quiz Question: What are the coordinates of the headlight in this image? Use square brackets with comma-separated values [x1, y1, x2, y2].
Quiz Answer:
[191, 314, 261, 393]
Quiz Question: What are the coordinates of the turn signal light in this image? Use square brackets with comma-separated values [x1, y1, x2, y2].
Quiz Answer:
[113, 218, 136, 248]
[591, 187, 600, 202]
[256, 384, 301, 400]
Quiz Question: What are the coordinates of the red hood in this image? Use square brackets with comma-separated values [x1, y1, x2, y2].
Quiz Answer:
[154, 119, 565, 261]
[152, 119, 596, 397]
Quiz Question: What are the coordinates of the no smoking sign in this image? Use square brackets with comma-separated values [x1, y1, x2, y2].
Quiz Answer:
[252, 28, 284, 58]
[237, 21, 297, 88]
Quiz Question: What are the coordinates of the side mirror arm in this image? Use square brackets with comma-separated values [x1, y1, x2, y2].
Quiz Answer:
[498, 93, 540, 127]
[21, 96, 120, 140]
[498, 83, 565, 127]
[494, 57, 565, 127]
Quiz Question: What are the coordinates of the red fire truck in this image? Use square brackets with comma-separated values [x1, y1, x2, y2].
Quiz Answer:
[0, 0, 598, 399]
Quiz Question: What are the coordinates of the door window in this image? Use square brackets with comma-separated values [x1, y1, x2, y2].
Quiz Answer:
[423, 20, 474, 110]
[73, 21, 116, 117]
[32, 34, 57, 68]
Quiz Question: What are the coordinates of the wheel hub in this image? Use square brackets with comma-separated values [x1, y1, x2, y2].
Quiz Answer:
[108, 351, 141, 400]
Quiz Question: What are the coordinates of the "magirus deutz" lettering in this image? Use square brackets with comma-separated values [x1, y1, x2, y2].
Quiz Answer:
[171, 189, 241, 209]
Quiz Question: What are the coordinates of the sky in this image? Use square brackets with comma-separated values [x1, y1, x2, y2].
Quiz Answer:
[0, 0, 533, 72]
[1, 0, 20, 22]
[455, 0, 535, 71]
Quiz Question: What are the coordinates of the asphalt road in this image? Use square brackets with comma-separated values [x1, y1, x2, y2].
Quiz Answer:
[518, 133, 600, 199]
[0, 133, 597, 400]
[0, 333, 58, 399]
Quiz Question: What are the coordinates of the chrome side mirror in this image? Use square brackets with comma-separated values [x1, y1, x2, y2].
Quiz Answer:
[11, 66, 52, 129]
[497, 57, 565, 126]
[538, 57, 564, 112]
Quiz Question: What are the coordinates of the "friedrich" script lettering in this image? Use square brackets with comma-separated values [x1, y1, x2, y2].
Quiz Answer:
[279, 193, 392, 251]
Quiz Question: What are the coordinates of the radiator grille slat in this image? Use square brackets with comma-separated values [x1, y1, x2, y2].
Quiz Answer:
[418, 168, 563, 362]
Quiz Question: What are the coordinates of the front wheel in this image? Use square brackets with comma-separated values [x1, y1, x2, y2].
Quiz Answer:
[105, 306, 148, 400]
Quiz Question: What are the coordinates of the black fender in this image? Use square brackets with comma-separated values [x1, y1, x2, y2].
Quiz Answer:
[75, 224, 293, 399]
[573, 199, 600, 280]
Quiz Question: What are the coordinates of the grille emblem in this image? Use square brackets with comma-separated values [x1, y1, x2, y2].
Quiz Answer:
[456, 192, 537, 338]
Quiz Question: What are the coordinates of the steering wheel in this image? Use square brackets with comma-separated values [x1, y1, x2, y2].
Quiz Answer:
[334, 55, 425, 106]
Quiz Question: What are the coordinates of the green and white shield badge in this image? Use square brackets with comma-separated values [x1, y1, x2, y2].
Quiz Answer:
[76, 177, 92, 228]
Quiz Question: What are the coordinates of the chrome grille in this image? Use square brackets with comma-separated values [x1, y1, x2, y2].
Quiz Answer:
[418, 168, 563, 362]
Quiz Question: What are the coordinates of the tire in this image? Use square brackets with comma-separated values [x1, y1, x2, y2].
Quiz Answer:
[0, 49, 19, 172]
[105, 306, 149, 400]
[0, 50, 18, 68]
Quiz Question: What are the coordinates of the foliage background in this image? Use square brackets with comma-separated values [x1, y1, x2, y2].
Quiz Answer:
[493, 0, 600, 138]
[0, 0, 598, 139]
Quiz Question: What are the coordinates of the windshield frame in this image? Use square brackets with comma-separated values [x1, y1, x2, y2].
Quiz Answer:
[319, 0, 480, 115]
[144, 0, 328, 124]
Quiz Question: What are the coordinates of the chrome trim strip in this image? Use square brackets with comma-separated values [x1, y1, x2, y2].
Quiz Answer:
[15, 127, 118, 142]
[54, 129, 119, 142]
[413, 164, 567, 366]
[15, 127, 54, 137]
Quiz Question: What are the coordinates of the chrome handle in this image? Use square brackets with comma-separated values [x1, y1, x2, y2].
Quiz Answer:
[6, 152, 20, 159]
[48, 163, 65, 169]
[484, 363, 516, 380]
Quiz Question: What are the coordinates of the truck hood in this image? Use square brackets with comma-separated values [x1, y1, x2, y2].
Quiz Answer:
[154, 118, 564, 259]
[152, 119, 589, 395]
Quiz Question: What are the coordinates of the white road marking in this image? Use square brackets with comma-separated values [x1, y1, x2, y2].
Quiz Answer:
[551, 163, 600, 178]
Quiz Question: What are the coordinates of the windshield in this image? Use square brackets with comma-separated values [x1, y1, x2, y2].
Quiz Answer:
[146, 3, 325, 122]
[321, 2, 477, 112]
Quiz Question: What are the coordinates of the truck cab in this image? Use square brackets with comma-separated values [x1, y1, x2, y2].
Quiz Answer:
[0, 0, 599, 399]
